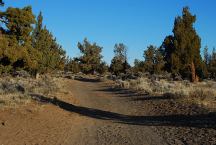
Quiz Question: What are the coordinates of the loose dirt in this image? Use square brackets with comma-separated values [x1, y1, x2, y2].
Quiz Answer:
[0, 77, 215, 145]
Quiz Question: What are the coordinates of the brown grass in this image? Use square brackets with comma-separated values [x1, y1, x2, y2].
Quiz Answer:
[115, 77, 216, 109]
[0, 75, 60, 108]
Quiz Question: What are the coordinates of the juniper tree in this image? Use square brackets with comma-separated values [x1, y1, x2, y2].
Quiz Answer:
[32, 12, 66, 73]
[143, 45, 155, 74]
[49, 38, 66, 71]
[161, 7, 203, 82]
[200, 46, 209, 78]
[143, 45, 165, 74]
[110, 56, 125, 75]
[160, 35, 175, 72]
[154, 49, 165, 74]
[97, 61, 109, 74]
[204, 46, 209, 66]
[209, 48, 216, 79]
[77, 38, 103, 74]
[5, 6, 36, 44]
[133, 59, 145, 73]
[0, 6, 39, 72]
[65, 57, 80, 73]
[173, 7, 203, 82]
[0, 4, 66, 74]
[110, 43, 130, 75]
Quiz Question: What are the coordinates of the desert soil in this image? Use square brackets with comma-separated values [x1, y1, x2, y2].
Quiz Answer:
[0, 77, 215, 145]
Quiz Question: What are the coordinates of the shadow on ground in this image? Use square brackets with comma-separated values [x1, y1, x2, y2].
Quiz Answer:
[95, 87, 147, 98]
[30, 93, 216, 129]
[74, 77, 101, 83]
[95, 86, 183, 100]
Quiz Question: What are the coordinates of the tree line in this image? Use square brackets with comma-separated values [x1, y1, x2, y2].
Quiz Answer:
[135, 7, 216, 82]
[65, 7, 216, 82]
[0, 2, 215, 82]
[0, 2, 66, 75]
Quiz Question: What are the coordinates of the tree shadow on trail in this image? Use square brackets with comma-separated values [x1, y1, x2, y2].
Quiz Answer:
[75, 77, 101, 83]
[95, 87, 146, 98]
[95, 87, 180, 100]
[30, 94, 216, 129]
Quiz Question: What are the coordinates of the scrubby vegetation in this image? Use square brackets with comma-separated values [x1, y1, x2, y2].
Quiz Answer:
[114, 76, 216, 109]
[0, 1, 215, 109]
[0, 75, 59, 107]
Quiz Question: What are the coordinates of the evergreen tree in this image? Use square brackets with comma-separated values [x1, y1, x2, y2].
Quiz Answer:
[161, 7, 203, 82]
[5, 6, 36, 44]
[133, 59, 145, 73]
[32, 12, 66, 73]
[110, 56, 125, 75]
[204, 46, 209, 66]
[64, 57, 80, 73]
[154, 49, 165, 74]
[114, 43, 128, 63]
[77, 38, 103, 74]
[0, 34, 11, 73]
[201, 46, 209, 78]
[143, 45, 165, 74]
[209, 48, 216, 79]
[160, 35, 175, 72]
[0, 6, 39, 72]
[50, 39, 66, 71]
[173, 7, 202, 82]
[32, 12, 43, 47]
[110, 43, 129, 75]
[97, 61, 109, 74]
[0, 4, 66, 75]
[143, 45, 155, 74]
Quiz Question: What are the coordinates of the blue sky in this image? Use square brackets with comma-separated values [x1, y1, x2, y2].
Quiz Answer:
[3, 0, 216, 64]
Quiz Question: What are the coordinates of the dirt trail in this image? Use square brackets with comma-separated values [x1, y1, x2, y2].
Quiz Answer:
[0, 78, 167, 145]
[62, 79, 166, 145]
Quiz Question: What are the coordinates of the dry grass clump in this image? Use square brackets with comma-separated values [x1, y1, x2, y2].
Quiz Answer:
[188, 84, 216, 108]
[0, 75, 59, 108]
[0, 94, 31, 108]
[127, 77, 191, 96]
[116, 77, 216, 109]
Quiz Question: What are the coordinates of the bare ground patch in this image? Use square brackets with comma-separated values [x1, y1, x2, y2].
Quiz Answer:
[125, 89, 216, 145]
[0, 77, 79, 145]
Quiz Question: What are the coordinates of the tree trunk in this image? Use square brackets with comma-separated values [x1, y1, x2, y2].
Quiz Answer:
[191, 61, 199, 82]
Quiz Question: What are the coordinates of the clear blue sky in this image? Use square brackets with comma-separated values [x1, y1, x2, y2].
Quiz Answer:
[3, 0, 216, 64]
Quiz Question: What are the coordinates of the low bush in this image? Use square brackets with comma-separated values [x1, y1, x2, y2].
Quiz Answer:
[115, 77, 216, 109]
[0, 75, 59, 108]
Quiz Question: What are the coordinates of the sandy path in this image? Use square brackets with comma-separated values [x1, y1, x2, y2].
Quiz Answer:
[0, 78, 166, 145]
[63, 79, 166, 145]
